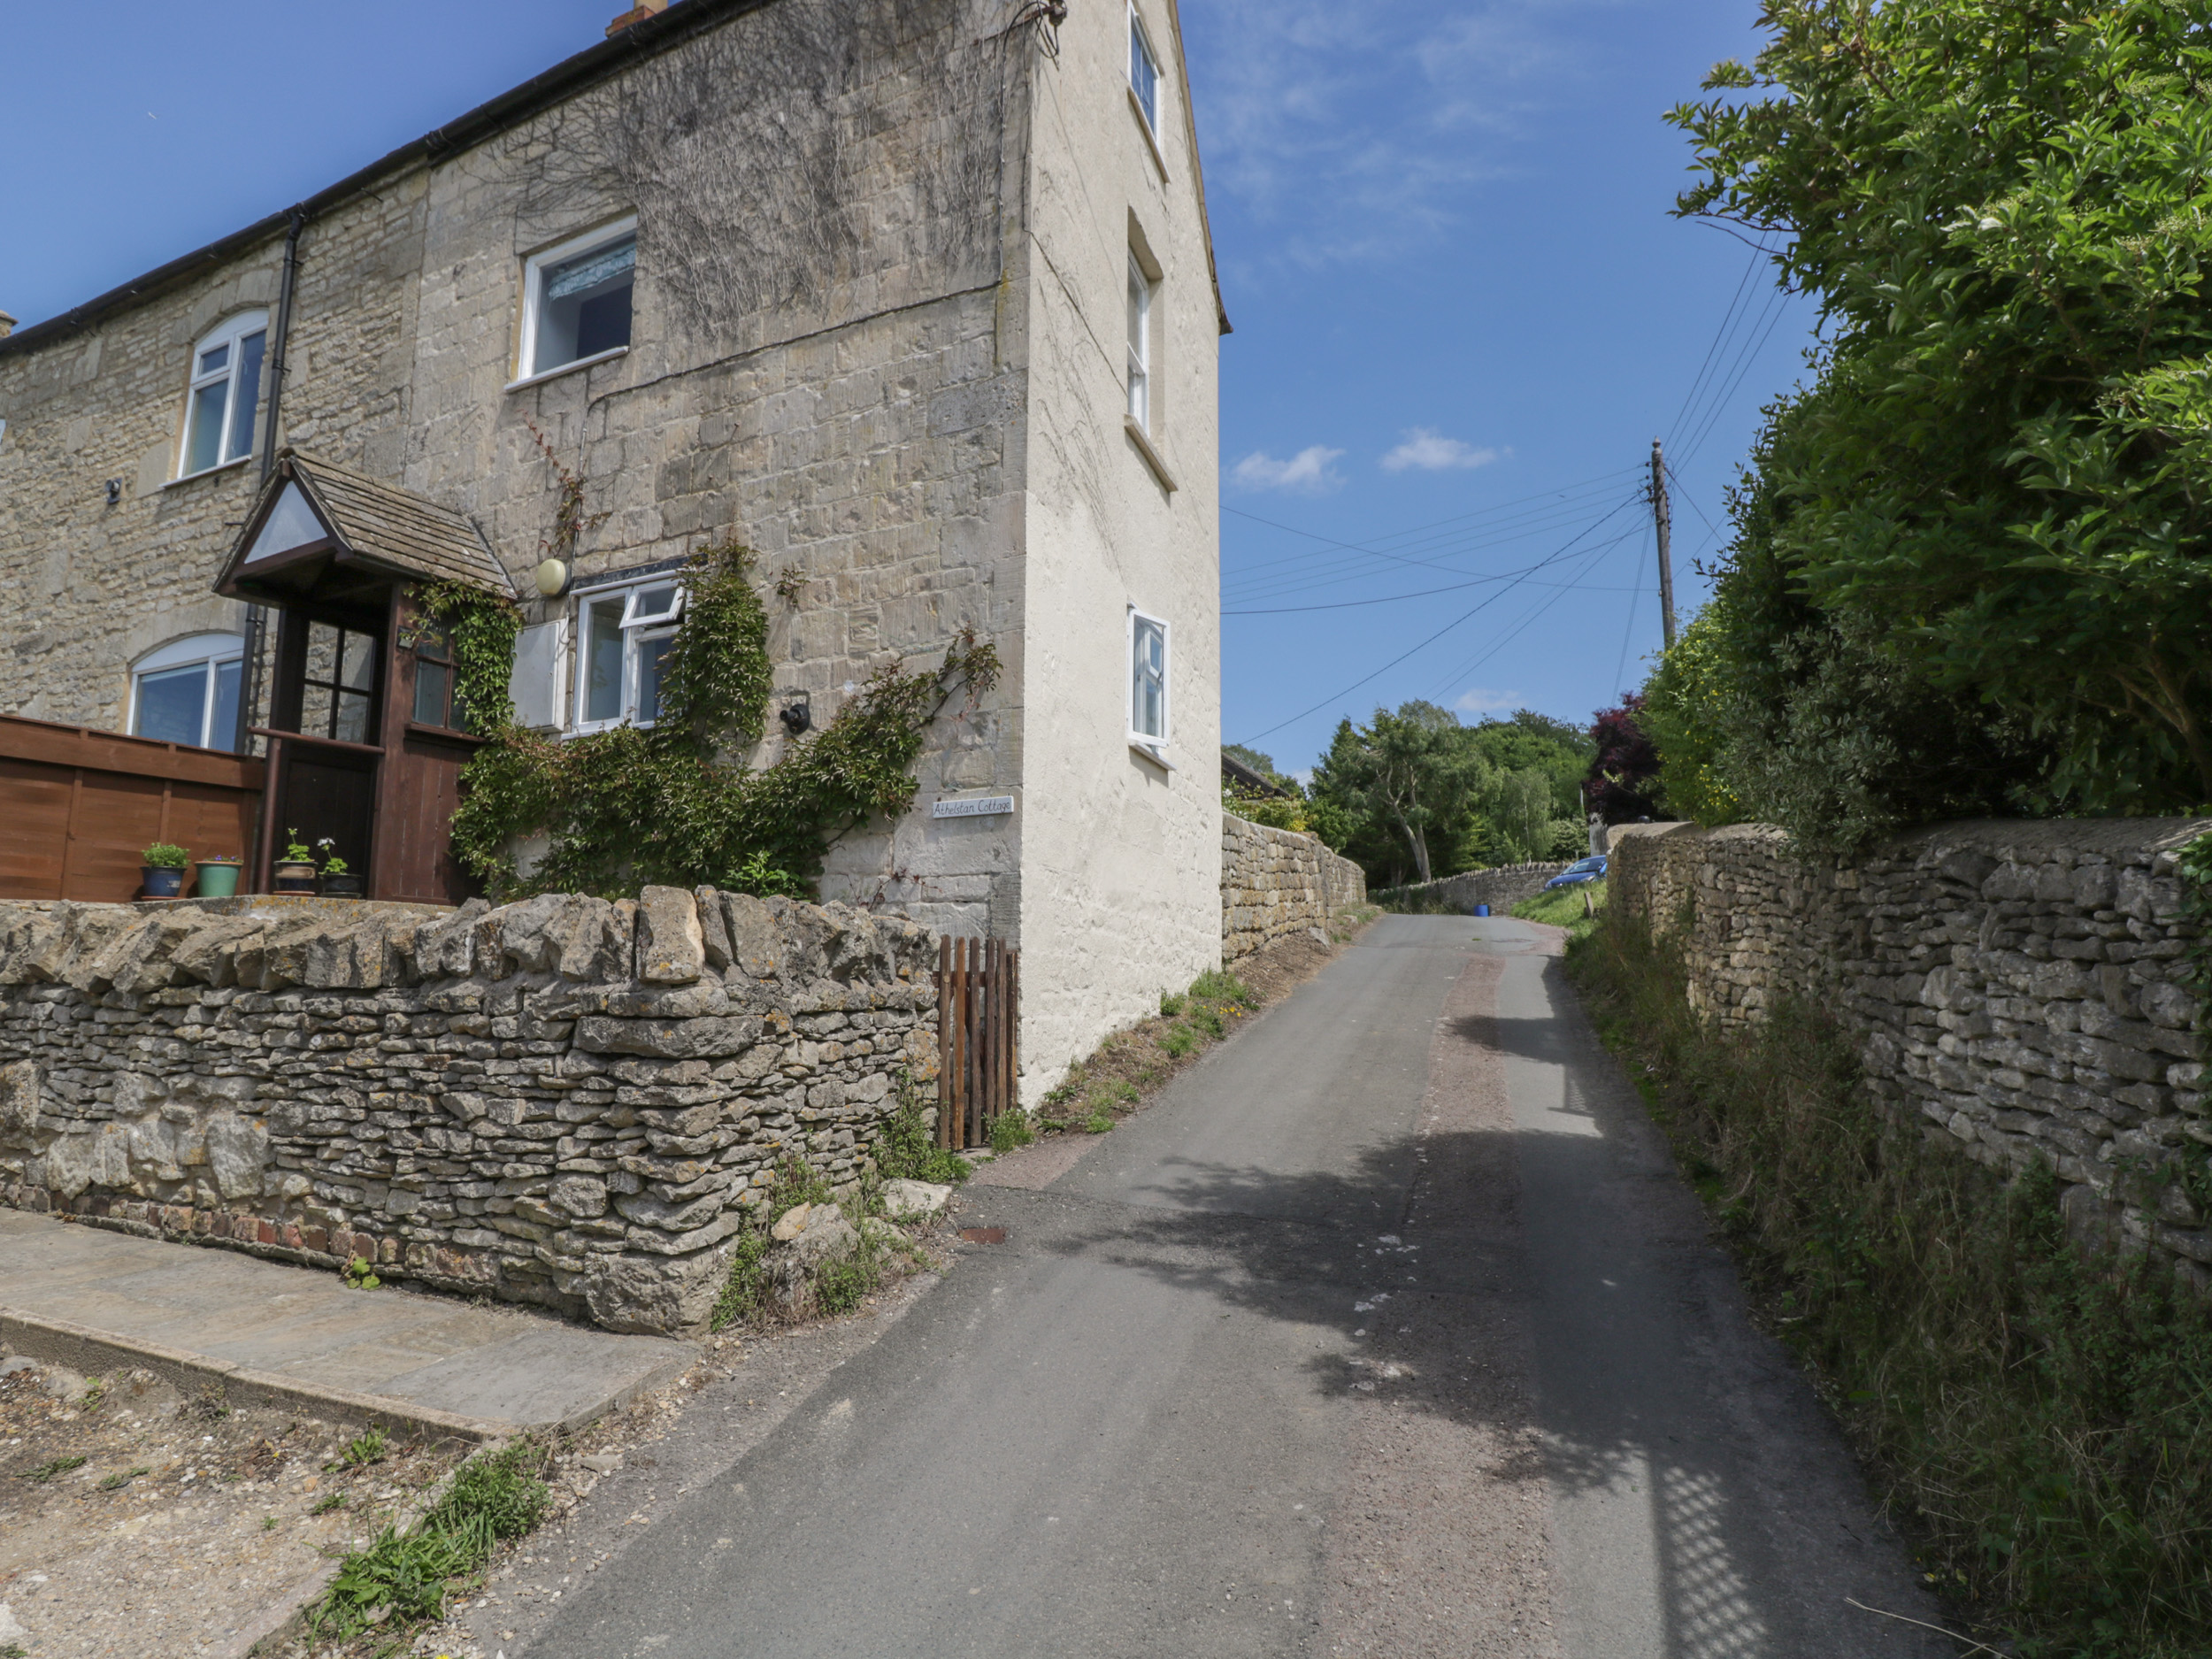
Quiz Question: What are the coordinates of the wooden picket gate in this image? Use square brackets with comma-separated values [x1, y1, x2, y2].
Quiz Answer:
[935, 936, 1019, 1149]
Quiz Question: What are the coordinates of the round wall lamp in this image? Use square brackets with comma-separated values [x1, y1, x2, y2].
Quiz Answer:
[779, 694, 812, 736]
[534, 557, 570, 598]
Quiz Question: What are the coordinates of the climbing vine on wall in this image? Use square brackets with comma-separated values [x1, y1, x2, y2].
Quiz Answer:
[410, 581, 524, 735]
[449, 534, 1000, 901]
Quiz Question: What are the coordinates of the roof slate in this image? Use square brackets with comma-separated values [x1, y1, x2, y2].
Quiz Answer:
[282, 452, 517, 598]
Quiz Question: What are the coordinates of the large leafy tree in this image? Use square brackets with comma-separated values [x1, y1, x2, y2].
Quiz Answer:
[1309, 703, 1588, 883]
[1671, 0, 2212, 812]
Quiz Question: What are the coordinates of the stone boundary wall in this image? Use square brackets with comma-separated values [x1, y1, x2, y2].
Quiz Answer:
[1374, 863, 1568, 915]
[1220, 815, 1369, 963]
[0, 888, 940, 1335]
[1609, 818, 2212, 1286]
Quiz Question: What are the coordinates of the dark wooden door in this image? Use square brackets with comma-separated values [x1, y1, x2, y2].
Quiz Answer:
[279, 749, 377, 878]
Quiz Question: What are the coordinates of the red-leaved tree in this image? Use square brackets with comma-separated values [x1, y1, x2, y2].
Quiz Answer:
[1586, 694, 1662, 823]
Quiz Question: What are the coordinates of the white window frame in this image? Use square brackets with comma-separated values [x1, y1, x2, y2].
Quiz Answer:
[177, 311, 267, 480]
[569, 574, 685, 734]
[515, 216, 639, 388]
[129, 632, 246, 749]
[1128, 4, 1161, 134]
[1127, 606, 1171, 750]
[1127, 254, 1153, 432]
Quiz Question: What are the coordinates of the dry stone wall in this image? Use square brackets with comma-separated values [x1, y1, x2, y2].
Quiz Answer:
[1219, 815, 1368, 963]
[0, 888, 938, 1335]
[1609, 818, 2212, 1286]
[1373, 863, 1568, 915]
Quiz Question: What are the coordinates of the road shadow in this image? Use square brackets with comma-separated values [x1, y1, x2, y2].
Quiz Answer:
[1028, 1033, 1952, 1656]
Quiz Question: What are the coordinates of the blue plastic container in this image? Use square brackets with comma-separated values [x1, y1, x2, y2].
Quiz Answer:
[1472, 903, 1490, 918]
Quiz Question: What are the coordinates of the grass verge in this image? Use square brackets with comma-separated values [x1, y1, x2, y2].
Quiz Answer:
[307, 1437, 553, 1647]
[1510, 876, 1606, 938]
[1037, 906, 1381, 1133]
[1568, 910, 2212, 1659]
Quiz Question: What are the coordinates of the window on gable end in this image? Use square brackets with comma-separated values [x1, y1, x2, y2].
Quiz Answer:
[180, 312, 267, 478]
[519, 219, 637, 382]
[1127, 254, 1153, 431]
[1129, 5, 1161, 132]
[1129, 608, 1169, 749]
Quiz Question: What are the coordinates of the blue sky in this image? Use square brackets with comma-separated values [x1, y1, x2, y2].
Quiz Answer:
[0, 0, 1811, 780]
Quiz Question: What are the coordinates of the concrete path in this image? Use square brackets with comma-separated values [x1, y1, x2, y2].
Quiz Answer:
[528, 916, 1955, 1657]
[0, 1210, 694, 1436]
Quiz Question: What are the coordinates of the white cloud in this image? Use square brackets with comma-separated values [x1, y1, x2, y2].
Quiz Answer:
[1382, 428, 1502, 472]
[1232, 444, 1346, 494]
[1454, 687, 1523, 716]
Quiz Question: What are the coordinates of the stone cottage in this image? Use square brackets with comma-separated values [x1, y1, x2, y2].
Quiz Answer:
[0, 0, 1227, 1103]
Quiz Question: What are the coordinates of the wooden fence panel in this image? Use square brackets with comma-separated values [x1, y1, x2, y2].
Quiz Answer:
[935, 936, 1020, 1150]
[0, 715, 264, 902]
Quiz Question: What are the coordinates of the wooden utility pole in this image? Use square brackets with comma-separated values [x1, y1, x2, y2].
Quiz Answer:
[1649, 438, 1677, 650]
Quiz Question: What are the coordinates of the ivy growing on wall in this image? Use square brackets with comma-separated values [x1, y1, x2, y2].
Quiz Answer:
[444, 534, 1000, 900]
[411, 580, 523, 735]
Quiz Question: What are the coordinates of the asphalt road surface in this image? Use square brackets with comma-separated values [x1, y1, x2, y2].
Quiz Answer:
[528, 915, 1954, 1658]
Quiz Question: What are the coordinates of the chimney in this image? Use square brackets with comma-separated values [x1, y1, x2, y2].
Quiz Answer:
[605, 0, 667, 35]
[0, 311, 15, 340]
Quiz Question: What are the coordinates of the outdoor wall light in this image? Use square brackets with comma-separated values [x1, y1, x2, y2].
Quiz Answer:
[534, 557, 570, 597]
[779, 694, 812, 736]
[104, 479, 122, 506]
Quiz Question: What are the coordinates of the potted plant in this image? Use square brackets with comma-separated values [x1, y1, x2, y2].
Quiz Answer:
[141, 842, 190, 899]
[319, 839, 364, 899]
[273, 831, 319, 894]
[193, 855, 243, 899]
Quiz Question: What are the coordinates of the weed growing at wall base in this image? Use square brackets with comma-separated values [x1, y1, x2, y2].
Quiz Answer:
[1569, 911, 2212, 1658]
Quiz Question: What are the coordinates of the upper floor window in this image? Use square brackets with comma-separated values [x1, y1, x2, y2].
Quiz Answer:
[573, 576, 683, 733]
[131, 633, 244, 751]
[1129, 608, 1169, 748]
[180, 312, 266, 478]
[1126, 255, 1153, 431]
[520, 219, 637, 380]
[1129, 6, 1160, 132]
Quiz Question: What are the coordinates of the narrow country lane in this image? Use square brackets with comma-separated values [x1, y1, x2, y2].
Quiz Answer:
[527, 916, 1953, 1659]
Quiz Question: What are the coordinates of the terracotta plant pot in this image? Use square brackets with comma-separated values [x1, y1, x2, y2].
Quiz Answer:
[273, 861, 319, 894]
[141, 865, 186, 899]
[194, 859, 242, 899]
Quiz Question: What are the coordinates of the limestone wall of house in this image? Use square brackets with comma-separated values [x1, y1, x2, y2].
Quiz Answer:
[1373, 863, 1569, 915]
[0, 173, 431, 732]
[1012, 0, 1225, 1095]
[0, 889, 937, 1335]
[0, 0, 1029, 941]
[1609, 818, 2212, 1287]
[1219, 815, 1368, 963]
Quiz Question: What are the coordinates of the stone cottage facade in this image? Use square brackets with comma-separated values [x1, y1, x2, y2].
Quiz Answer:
[0, 0, 1227, 1103]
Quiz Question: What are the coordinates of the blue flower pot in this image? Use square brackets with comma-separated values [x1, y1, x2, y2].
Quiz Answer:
[142, 866, 185, 899]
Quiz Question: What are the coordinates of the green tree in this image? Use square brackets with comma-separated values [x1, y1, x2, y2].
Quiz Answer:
[1668, 0, 2212, 818]
[1310, 703, 1486, 885]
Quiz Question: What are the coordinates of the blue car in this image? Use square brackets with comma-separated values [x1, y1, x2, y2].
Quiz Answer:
[1542, 855, 1607, 890]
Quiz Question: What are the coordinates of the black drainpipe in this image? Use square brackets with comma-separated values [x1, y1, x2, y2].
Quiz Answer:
[233, 208, 304, 757]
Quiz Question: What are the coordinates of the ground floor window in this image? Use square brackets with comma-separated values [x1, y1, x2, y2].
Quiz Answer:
[572, 576, 684, 732]
[130, 633, 244, 751]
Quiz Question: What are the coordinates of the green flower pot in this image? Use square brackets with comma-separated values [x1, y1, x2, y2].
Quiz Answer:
[195, 860, 242, 899]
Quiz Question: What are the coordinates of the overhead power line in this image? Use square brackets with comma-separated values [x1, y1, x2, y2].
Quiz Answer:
[1233, 491, 1645, 745]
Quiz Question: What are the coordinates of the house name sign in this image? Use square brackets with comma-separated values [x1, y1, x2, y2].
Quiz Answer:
[932, 795, 1016, 819]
